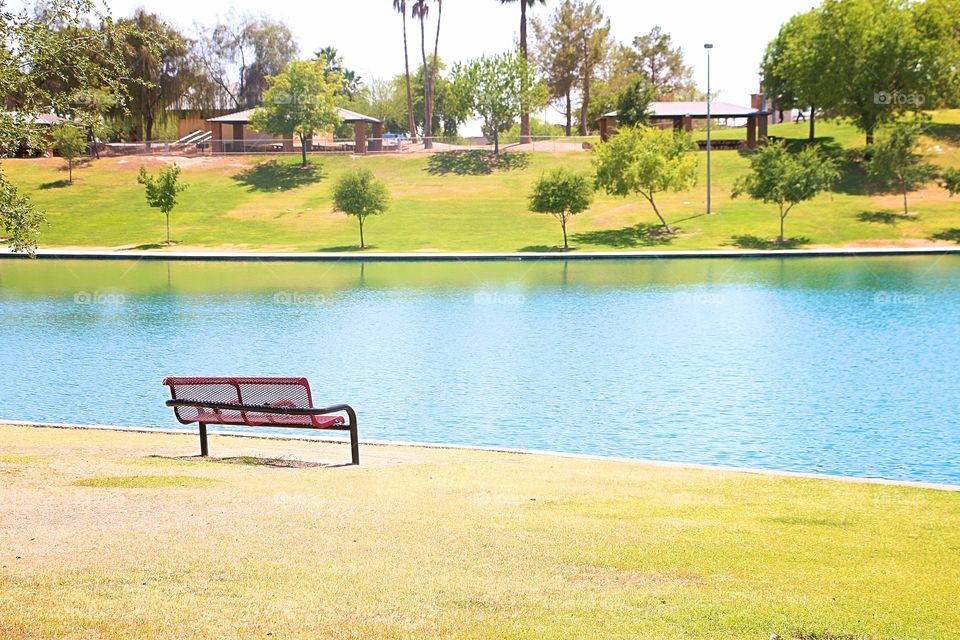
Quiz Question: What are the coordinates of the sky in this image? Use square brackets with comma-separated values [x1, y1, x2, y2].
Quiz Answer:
[27, 0, 821, 131]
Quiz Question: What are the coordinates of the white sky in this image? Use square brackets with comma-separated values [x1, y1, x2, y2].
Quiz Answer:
[25, 0, 821, 131]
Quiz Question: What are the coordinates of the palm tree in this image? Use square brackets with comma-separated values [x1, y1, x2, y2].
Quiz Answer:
[499, 0, 546, 144]
[412, 0, 433, 149]
[393, 0, 418, 141]
[430, 0, 442, 141]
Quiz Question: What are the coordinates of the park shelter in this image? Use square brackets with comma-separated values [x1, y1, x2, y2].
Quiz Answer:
[599, 101, 770, 149]
[205, 107, 384, 154]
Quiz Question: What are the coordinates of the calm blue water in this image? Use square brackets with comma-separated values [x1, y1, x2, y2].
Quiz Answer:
[1, 257, 958, 484]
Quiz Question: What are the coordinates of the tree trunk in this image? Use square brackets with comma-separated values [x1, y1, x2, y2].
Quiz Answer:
[431, 1, 442, 142]
[902, 184, 909, 216]
[359, 216, 365, 248]
[809, 104, 815, 141]
[647, 195, 673, 233]
[579, 77, 590, 136]
[865, 120, 875, 146]
[402, 12, 417, 141]
[299, 133, 308, 167]
[565, 89, 572, 137]
[145, 115, 154, 142]
[68, 159, 72, 184]
[493, 131, 499, 155]
[519, 0, 531, 144]
[166, 212, 171, 245]
[419, 19, 433, 149]
[779, 210, 786, 243]
[561, 217, 568, 249]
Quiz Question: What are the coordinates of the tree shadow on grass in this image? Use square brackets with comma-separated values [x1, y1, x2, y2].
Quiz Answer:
[518, 245, 571, 252]
[39, 179, 70, 189]
[120, 242, 177, 250]
[571, 223, 675, 248]
[232, 160, 325, 192]
[425, 150, 530, 176]
[925, 122, 960, 145]
[316, 245, 376, 252]
[728, 234, 811, 250]
[857, 210, 915, 225]
[932, 228, 960, 243]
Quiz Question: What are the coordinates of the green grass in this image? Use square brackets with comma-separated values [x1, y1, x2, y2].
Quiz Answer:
[4, 111, 960, 252]
[1, 424, 959, 639]
[71, 474, 219, 488]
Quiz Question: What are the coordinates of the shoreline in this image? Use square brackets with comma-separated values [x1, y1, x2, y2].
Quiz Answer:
[2, 245, 960, 261]
[4, 418, 958, 493]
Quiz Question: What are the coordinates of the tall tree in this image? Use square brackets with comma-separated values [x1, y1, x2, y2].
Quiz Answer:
[119, 10, 190, 141]
[621, 26, 696, 100]
[762, 10, 826, 141]
[393, 0, 418, 141]
[499, 0, 546, 143]
[867, 119, 937, 216]
[531, 0, 580, 136]
[430, 0, 443, 141]
[250, 60, 343, 167]
[571, 0, 610, 135]
[451, 50, 548, 154]
[315, 46, 362, 98]
[411, 0, 434, 148]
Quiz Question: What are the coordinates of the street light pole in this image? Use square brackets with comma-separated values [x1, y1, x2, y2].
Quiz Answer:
[705, 43, 713, 215]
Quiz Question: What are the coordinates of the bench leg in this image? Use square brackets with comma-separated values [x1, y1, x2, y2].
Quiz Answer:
[199, 422, 209, 457]
[349, 421, 360, 465]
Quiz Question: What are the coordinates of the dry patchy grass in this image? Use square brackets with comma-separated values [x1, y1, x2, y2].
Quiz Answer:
[1, 424, 958, 639]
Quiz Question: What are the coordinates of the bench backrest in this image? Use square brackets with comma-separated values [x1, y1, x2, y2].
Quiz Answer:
[163, 376, 317, 427]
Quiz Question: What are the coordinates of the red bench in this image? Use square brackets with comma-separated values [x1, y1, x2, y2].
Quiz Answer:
[163, 376, 359, 465]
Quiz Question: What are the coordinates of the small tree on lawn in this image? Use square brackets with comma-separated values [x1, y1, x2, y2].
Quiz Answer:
[451, 50, 548, 154]
[593, 125, 697, 234]
[528, 168, 593, 250]
[51, 123, 88, 184]
[332, 168, 389, 249]
[615, 78, 655, 127]
[137, 164, 186, 245]
[732, 142, 838, 243]
[867, 120, 936, 216]
[250, 60, 343, 168]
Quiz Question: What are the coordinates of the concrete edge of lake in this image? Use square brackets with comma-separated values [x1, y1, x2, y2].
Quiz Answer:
[4, 419, 958, 493]
[2, 246, 960, 262]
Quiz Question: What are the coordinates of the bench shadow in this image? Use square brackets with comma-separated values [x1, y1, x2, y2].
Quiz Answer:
[727, 234, 811, 250]
[518, 245, 570, 252]
[571, 223, 675, 248]
[932, 228, 960, 243]
[316, 245, 376, 252]
[425, 150, 530, 176]
[120, 242, 174, 250]
[857, 210, 915, 225]
[232, 160, 325, 192]
[158, 455, 349, 469]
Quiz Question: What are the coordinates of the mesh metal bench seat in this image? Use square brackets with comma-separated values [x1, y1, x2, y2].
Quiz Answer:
[163, 376, 359, 465]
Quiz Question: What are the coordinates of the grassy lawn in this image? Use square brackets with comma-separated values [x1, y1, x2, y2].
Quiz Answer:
[3, 112, 960, 252]
[1, 425, 958, 639]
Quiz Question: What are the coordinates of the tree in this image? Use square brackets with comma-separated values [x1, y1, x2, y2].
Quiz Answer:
[528, 168, 593, 249]
[411, 0, 435, 148]
[732, 143, 839, 243]
[1, 0, 137, 255]
[393, 0, 418, 141]
[867, 120, 937, 216]
[119, 10, 190, 142]
[530, 1, 581, 136]
[332, 168, 389, 249]
[315, 46, 362, 98]
[451, 51, 548, 154]
[614, 78, 654, 127]
[940, 167, 960, 197]
[138, 165, 187, 245]
[593, 126, 698, 234]
[250, 60, 343, 168]
[621, 26, 695, 101]
[499, 0, 546, 143]
[51, 124, 88, 184]
[571, 1, 611, 135]
[192, 13, 298, 110]
[762, 10, 823, 141]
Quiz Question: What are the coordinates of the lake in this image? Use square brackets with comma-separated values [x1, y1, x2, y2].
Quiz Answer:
[1, 256, 958, 484]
